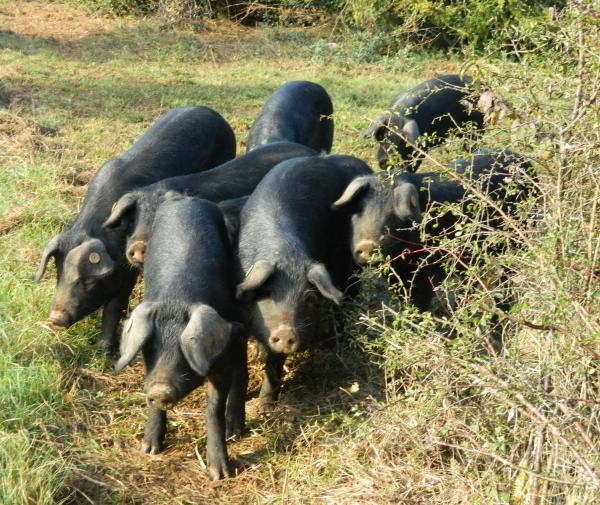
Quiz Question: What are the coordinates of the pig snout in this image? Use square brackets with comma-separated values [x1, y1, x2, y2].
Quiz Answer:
[127, 240, 146, 267]
[354, 239, 377, 265]
[268, 325, 299, 354]
[48, 309, 72, 329]
[146, 383, 176, 410]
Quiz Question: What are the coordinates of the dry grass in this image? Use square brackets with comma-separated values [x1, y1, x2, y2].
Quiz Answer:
[0, 0, 268, 65]
[2, 1, 598, 504]
[55, 340, 385, 504]
[1, 1, 125, 40]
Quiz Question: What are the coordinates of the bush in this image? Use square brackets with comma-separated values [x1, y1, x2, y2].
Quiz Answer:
[339, 0, 568, 50]
[343, 6, 600, 501]
[72, 0, 333, 23]
[72, 0, 572, 53]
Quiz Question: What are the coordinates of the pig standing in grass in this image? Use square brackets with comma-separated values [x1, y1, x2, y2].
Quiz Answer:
[246, 81, 334, 153]
[104, 142, 318, 268]
[333, 149, 535, 309]
[236, 155, 372, 412]
[115, 195, 246, 480]
[35, 106, 236, 352]
[365, 75, 484, 171]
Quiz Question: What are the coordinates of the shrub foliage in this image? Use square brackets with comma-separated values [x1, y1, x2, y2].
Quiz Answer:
[74, 0, 574, 51]
[345, 7, 600, 501]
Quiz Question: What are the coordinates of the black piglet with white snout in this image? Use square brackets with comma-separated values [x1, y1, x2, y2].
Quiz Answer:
[115, 195, 247, 481]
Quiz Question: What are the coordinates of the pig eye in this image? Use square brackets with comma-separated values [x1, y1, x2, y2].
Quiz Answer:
[253, 286, 271, 302]
[304, 290, 318, 304]
[350, 200, 366, 216]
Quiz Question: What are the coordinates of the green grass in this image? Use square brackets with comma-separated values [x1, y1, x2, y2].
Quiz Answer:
[0, 431, 68, 505]
[1, 1, 598, 504]
[0, 4, 445, 503]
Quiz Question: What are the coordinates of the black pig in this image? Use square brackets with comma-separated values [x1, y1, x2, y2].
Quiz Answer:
[366, 75, 484, 171]
[35, 106, 236, 352]
[236, 155, 372, 412]
[246, 81, 334, 153]
[333, 149, 534, 309]
[104, 142, 317, 267]
[115, 196, 245, 480]
[218, 196, 248, 246]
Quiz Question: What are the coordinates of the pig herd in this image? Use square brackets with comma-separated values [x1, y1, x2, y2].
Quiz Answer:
[35, 77, 536, 479]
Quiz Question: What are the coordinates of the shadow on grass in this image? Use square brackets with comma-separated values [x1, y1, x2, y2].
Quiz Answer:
[0, 20, 315, 66]
[0, 24, 227, 64]
[2, 65, 275, 122]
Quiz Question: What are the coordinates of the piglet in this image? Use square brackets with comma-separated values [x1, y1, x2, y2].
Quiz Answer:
[115, 195, 246, 480]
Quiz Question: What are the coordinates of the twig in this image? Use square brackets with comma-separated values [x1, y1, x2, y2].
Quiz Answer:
[555, 402, 599, 454]
[194, 443, 207, 470]
[478, 302, 562, 333]
[571, 0, 600, 20]
[586, 184, 599, 293]
[433, 440, 590, 488]
[570, 25, 586, 124]
[72, 469, 121, 492]
[464, 361, 600, 489]
[529, 374, 551, 504]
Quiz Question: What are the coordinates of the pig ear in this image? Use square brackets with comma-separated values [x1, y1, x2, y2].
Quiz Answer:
[115, 302, 157, 372]
[103, 193, 138, 229]
[180, 305, 238, 377]
[401, 119, 419, 146]
[307, 263, 343, 305]
[393, 182, 422, 223]
[236, 260, 275, 300]
[332, 177, 371, 209]
[34, 234, 61, 283]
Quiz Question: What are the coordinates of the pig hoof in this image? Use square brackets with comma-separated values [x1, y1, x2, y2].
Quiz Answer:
[97, 338, 115, 355]
[140, 440, 162, 455]
[258, 398, 276, 415]
[225, 416, 245, 438]
[225, 426, 244, 438]
[207, 462, 231, 481]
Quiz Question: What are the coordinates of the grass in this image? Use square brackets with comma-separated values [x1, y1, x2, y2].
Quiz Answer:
[1, 1, 598, 504]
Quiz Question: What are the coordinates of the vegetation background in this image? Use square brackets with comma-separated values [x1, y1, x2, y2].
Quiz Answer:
[0, 0, 598, 503]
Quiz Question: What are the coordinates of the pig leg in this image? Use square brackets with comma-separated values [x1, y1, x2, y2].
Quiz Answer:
[225, 337, 248, 438]
[141, 408, 167, 455]
[206, 371, 232, 480]
[98, 271, 137, 353]
[258, 352, 286, 414]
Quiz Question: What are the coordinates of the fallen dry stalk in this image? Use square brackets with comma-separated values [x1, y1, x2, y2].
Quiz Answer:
[456, 359, 600, 489]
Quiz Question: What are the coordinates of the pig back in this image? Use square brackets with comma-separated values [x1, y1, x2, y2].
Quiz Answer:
[239, 155, 372, 266]
[143, 197, 234, 311]
[74, 106, 236, 235]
